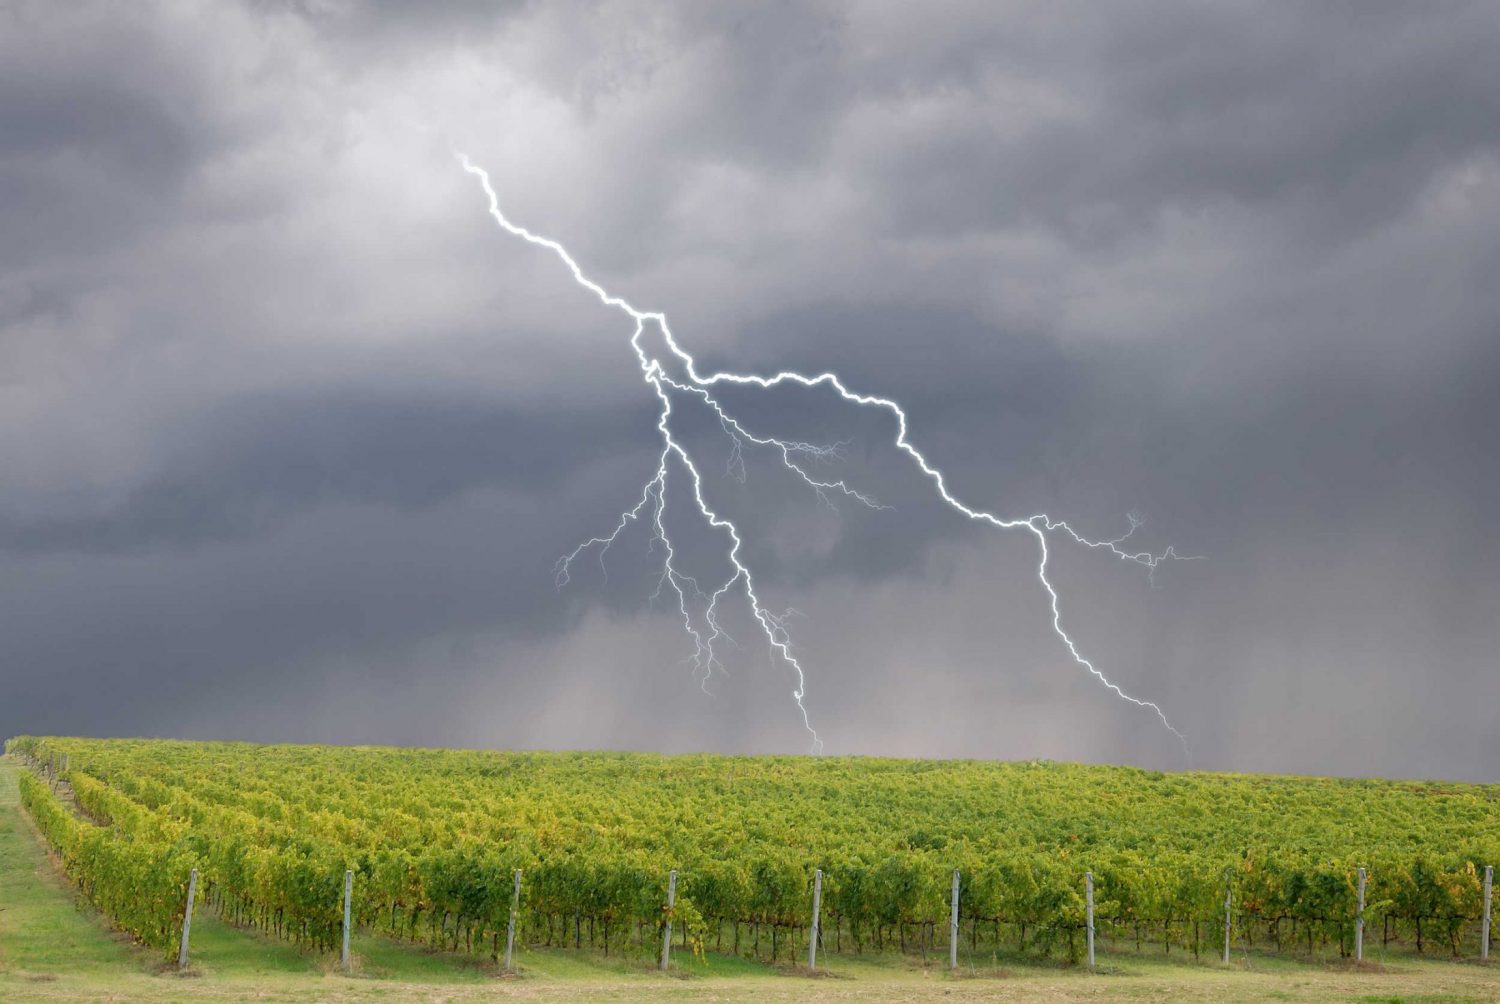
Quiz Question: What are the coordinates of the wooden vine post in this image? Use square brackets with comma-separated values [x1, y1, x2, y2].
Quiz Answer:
[341, 869, 353, 972]
[1355, 867, 1366, 962]
[504, 869, 521, 970]
[949, 869, 960, 971]
[177, 868, 198, 970]
[808, 868, 823, 970]
[1482, 864, 1492, 961]
[1223, 878, 1232, 964]
[661, 869, 677, 971]
[1085, 871, 1096, 969]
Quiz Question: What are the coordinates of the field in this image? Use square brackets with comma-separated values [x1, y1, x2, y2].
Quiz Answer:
[2, 737, 1497, 1002]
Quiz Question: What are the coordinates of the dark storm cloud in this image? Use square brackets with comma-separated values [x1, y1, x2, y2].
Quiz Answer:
[852, 4, 1500, 245]
[1, 0, 1497, 780]
[0, 392, 654, 554]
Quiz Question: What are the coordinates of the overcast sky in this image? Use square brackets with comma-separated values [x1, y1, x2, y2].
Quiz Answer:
[3, 1, 1497, 780]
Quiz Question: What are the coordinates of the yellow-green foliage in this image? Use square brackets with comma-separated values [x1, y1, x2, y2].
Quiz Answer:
[7, 735, 1497, 961]
[16, 767, 194, 958]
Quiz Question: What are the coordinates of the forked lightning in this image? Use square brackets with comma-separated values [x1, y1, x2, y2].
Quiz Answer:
[459, 154, 1193, 760]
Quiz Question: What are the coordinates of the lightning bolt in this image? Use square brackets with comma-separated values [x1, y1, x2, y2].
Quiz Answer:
[459, 154, 1194, 761]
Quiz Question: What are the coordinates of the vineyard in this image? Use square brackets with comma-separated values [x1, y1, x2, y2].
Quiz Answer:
[6, 736, 1497, 971]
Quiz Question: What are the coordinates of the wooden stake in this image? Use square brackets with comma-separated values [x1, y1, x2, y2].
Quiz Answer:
[1085, 872, 1096, 969]
[1355, 867, 1366, 962]
[341, 869, 353, 971]
[809, 869, 823, 970]
[948, 870, 960, 971]
[1482, 864, 1492, 961]
[1223, 879, 1232, 963]
[178, 868, 198, 970]
[504, 869, 521, 970]
[661, 870, 677, 971]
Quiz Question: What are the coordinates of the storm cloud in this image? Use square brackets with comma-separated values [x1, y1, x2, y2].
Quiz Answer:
[2, 0, 1497, 780]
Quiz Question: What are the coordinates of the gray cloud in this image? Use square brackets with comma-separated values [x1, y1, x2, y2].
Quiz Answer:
[1, 0, 1497, 781]
[0, 391, 654, 553]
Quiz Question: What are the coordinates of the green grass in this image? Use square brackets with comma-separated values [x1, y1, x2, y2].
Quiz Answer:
[0, 758, 137, 977]
[179, 913, 318, 977]
[1356, 996, 1483, 1004]
[348, 930, 497, 982]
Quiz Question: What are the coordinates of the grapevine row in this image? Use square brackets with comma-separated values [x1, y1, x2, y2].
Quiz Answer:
[7, 736, 1496, 963]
